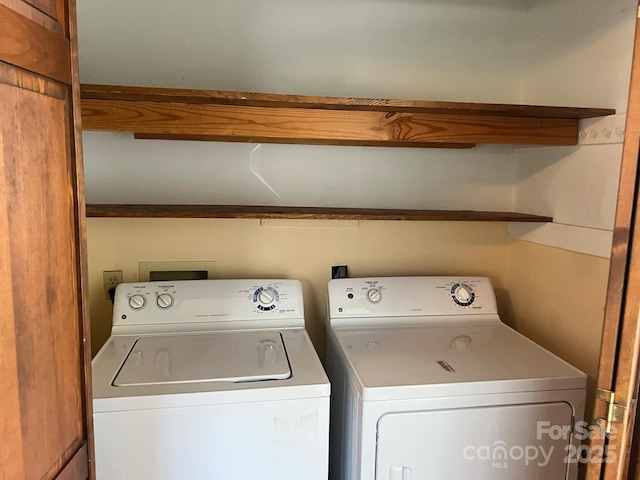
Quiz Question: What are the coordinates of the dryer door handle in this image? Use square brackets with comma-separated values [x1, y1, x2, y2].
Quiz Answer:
[389, 463, 412, 480]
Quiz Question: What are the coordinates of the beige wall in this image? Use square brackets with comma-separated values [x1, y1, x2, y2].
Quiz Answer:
[87, 219, 610, 419]
[87, 219, 511, 356]
[504, 239, 610, 417]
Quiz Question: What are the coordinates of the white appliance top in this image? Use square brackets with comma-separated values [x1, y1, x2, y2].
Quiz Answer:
[327, 277, 586, 401]
[332, 323, 585, 401]
[93, 279, 330, 412]
[113, 331, 290, 386]
[112, 279, 304, 334]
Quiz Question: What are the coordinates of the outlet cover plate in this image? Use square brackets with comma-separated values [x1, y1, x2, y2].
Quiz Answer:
[103, 270, 123, 299]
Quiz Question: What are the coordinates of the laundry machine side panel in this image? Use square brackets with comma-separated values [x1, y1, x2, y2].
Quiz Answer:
[327, 329, 364, 480]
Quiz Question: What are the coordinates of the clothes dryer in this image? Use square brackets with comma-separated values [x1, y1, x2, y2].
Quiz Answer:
[326, 276, 586, 480]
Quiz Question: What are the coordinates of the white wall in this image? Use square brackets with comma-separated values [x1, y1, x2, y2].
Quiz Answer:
[509, 0, 636, 257]
[77, 0, 530, 102]
[520, 0, 635, 110]
[78, 0, 533, 213]
[83, 133, 517, 210]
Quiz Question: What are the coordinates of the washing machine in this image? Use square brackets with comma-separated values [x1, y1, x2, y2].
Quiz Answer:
[92, 279, 330, 480]
[326, 276, 586, 480]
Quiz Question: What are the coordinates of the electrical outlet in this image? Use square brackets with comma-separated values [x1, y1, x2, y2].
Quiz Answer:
[103, 270, 124, 299]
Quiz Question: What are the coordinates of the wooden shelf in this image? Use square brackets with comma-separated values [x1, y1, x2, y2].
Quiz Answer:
[80, 84, 615, 149]
[86, 204, 553, 222]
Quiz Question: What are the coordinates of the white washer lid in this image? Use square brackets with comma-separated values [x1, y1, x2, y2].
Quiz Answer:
[113, 331, 291, 386]
[333, 322, 586, 401]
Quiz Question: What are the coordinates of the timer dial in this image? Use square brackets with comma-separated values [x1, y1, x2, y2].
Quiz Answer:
[257, 289, 276, 305]
[253, 286, 279, 311]
[128, 294, 146, 310]
[367, 288, 382, 304]
[451, 283, 476, 307]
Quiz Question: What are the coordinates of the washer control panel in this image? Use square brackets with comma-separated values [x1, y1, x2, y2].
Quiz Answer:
[112, 279, 304, 331]
[121, 283, 182, 313]
[328, 276, 497, 320]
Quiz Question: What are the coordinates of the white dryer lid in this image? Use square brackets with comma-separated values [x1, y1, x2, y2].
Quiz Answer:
[333, 322, 586, 401]
[113, 331, 291, 386]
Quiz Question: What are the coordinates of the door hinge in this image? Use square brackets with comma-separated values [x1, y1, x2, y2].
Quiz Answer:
[594, 388, 628, 434]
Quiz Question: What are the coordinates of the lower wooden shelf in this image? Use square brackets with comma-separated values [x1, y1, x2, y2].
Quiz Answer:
[85, 205, 552, 222]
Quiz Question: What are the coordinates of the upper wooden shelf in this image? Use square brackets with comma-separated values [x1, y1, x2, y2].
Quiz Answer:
[80, 84, 615, 149]
[85, 204, 552, 223]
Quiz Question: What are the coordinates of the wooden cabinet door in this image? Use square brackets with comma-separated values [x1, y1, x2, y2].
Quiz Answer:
[586, 9, 640, 480]
[0, 1, 93, 479]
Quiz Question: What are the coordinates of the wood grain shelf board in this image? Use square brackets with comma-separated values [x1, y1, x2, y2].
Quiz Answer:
[86, 205, 553, 222]
[81, 99, 580, 147]
[81, 84, 615, 119]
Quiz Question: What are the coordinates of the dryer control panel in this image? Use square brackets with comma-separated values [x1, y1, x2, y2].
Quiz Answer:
[328, 276, 498, 321]
[112, 279, 304, 333]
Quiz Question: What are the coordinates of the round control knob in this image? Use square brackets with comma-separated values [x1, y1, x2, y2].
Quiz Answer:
[367, 288, 382, 304]
[455, 285, 472, 302]
[156, 293, 174, 309]
[128, 294, 146, 310]
[257, 289, 276, 305]
[451, 283, 475, 307]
